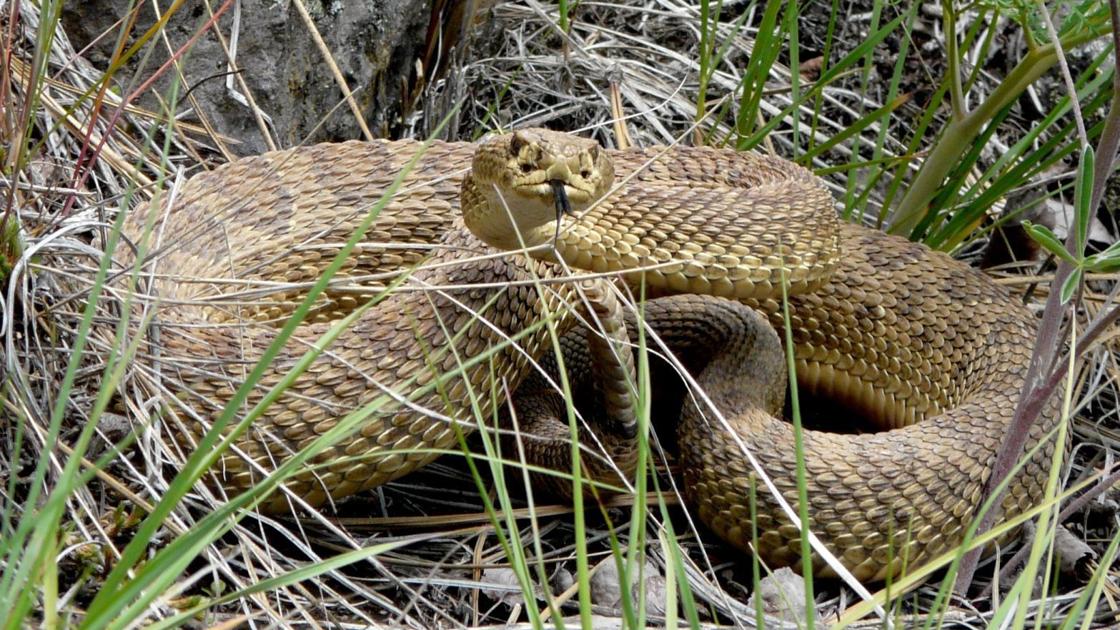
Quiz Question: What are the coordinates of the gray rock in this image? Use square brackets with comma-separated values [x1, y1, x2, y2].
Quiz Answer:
[590, 558, 667, 617]
[746, 567, 815, 626]
[61, 0, 432, 155]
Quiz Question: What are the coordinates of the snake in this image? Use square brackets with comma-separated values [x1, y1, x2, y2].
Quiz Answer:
[121, 128, 1057, 582]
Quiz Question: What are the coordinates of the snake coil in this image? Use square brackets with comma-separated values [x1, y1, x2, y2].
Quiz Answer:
[121, 129, 1055, 581]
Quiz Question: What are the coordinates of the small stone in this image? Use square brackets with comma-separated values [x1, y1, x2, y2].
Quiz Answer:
[745, 567, 816, 626]
[480, 568, 526, 607]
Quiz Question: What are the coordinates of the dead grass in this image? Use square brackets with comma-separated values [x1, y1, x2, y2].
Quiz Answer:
[2, 0, 1119, 627]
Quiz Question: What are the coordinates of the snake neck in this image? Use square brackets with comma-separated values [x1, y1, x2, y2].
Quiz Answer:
[461, 172, 562, 252]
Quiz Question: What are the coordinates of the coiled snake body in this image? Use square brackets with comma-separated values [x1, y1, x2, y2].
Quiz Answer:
[125, 129, 1055, 581]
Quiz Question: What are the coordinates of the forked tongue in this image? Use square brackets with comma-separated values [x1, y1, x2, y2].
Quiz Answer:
[549, 179, 570, 244]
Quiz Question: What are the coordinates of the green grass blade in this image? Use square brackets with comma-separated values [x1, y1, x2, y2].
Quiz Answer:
[80, 111, 455, 626]
[737, 12, 904, 151]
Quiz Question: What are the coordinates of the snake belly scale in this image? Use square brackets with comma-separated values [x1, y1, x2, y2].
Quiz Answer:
[122, 129, 1055, 581]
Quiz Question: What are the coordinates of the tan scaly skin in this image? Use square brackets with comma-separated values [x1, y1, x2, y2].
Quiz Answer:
[121, 128, 1056, 581]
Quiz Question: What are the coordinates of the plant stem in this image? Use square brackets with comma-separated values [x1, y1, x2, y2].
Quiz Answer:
[954, 3, 1120, 590]
[1035, 0, 1088, 147]
[889, 35, 1098, 237]
[943, 0, 967, 120]
[1091, 1, 1120, 212]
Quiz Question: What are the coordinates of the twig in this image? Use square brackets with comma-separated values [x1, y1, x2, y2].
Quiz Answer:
[1035, 0, 1089, 147]
[983, 466, 1120, 595]
[60, 0, 236, 216]
[290, 0, 375, 142]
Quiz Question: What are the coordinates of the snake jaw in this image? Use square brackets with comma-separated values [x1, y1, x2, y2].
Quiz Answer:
[507, 134, 605, 209]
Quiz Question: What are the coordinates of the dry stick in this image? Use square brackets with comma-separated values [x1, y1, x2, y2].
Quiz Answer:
[150, 2, 237, 162]
[1092, 7, 1120, 216]
[290, 0, 375, 142]
[954, 0, 1120, 592]
[952, 214, 1069, 592]
[63, 0, 156, 213]
[984, 466, 1120, 595]
[1036, 0, 1089, 148]
[201, 0, 278, 153]
[59, 0, 236, 217]
[953, 230, 1120, 592]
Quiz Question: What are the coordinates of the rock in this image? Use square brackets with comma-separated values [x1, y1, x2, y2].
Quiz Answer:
[746, 567, 815, 626]
[590, 558, 668, 617]
[60, 0, 433, 155]
[480, 567, 528, 607]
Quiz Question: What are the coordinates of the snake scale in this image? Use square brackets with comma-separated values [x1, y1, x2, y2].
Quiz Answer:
[123, 129, 1056, 581]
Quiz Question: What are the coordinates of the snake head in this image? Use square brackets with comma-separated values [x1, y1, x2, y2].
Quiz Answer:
[466, 128, 614, 250]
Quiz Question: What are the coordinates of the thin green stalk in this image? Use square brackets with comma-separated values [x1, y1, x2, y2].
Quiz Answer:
[934, 84, 1111, 252]
[778, 6, 813, 609]
[87, 290, 394, 627]
[150, 536, 430, 629]
[807, 0, 840, 147]
[558, 0, 570, 34]
[845, 2, 917, 222]
[78, 110, 454, 626]
[943, 0, 967, 120]
[435, 318, 557, 630]
[489, 211, 594, 627]
[889, 32, 1102, 237]
[858, 0, 883, 89]
[908, 97, 1016, 239]
[736, 12, 904, 151]
[842, 0, 879, 218]
[961, 8, 999, 96]
[733, 0, 783, 143]
[698, 6, 752, 145]
[544, 294, 591, 630]
[837, 422, 1083, 626]
[90, 260, 560, 627]
[624, 288, 654, 630]
[874, 67, 951, 227]
[0, 124, 158, 626]
[654, 474, 701, 628]
[695, 0, 714, 133]
[4, 0, 61, 177]
[0, 211, 21, 280]
[956, 26, 1120, 578]
[786, 0, 800, 154]
[779, 269, 814, 626]
[803, 93, 909, 164]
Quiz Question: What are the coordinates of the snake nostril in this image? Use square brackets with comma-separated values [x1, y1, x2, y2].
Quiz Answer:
[520, 163, 533, 174]
[580, 169, 591, 179]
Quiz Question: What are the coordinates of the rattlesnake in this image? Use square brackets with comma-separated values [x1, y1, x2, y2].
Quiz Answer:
[122, 128, 1055, 581]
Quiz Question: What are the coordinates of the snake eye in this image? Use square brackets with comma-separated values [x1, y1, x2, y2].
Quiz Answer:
[509, 133, 525, 156]
[520, 163, 534, 174]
